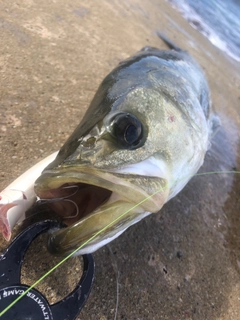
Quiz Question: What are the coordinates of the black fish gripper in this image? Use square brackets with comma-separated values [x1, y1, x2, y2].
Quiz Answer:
[0, 220, 95, 320]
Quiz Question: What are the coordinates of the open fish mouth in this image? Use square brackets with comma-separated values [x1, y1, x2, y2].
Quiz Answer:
[34, 165, 167, 256]
[36, 182, 112, 226]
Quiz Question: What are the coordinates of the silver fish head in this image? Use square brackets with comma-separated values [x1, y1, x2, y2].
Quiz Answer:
[35, 45, 211, 255]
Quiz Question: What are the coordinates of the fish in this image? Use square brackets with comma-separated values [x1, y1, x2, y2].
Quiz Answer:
[2, 35, 214, 255]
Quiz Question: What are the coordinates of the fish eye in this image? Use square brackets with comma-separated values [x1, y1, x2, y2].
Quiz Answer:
[111, 113, 144, 149]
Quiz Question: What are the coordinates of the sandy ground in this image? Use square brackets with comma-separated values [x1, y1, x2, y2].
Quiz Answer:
[0, 0, 240, 319]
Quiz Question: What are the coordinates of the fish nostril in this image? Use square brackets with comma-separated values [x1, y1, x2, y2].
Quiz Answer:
[81, 137, 96, 148]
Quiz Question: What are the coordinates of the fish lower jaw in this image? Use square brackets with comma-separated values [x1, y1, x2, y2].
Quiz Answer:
[73, 211, 152, 255]
[46, 189, 153, 255]
[48, 207, 152, 256]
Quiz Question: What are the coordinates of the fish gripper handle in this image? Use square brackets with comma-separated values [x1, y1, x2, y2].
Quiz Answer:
[0, 220, 95, 320]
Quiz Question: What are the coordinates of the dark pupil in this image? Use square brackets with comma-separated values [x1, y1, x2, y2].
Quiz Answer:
[125, 124, 140, 144]
[112, 113, 143, 149]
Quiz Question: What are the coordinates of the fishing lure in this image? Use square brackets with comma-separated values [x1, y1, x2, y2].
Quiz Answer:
[0, 152, 58, 241]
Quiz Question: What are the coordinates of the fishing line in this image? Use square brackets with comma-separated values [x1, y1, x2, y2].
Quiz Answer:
[0, 169, 239, 317]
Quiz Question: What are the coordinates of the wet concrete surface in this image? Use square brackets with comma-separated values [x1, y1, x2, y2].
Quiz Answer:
[0, 0, 240, 319]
